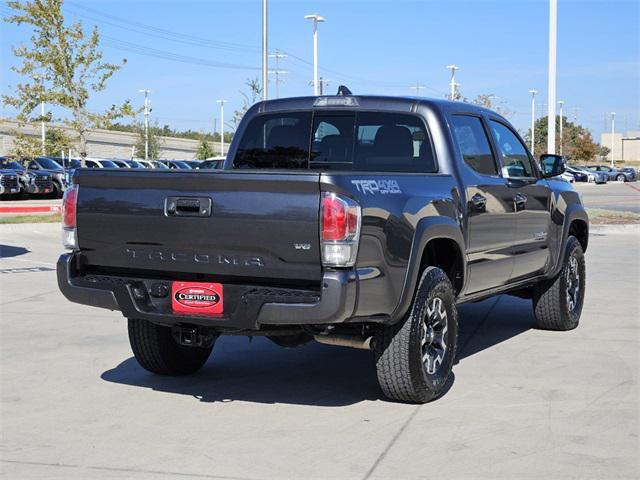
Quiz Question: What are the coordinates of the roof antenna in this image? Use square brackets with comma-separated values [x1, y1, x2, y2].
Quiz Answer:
[336, 85, 352, 96]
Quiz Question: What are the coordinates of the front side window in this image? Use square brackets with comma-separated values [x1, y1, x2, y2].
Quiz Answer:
[233, 112, 312, 169]
[489, 120, 535, 178]
[450, 115, 497, 176]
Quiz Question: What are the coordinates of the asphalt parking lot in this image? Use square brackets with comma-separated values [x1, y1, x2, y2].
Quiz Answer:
[575, 181, 640, 213]
[1, 221, 639, 479]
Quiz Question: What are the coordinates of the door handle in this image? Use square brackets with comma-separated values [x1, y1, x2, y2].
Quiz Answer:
[470, 193, 487, 211]
[513, 193, 527, 210]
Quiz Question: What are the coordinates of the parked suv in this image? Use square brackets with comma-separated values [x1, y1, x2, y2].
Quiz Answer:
[0, 158, 22, 197]
[58, 93, 588, 403]
[27, 157, 68, 197]
[0, 157, 54, 197]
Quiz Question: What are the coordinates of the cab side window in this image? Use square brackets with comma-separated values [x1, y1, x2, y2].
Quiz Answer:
[450, 115, 498, 176]
[489, 120, 536, 179]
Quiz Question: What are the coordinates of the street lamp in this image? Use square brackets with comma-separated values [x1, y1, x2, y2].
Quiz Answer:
[445, 65, 460, 100]
[547, 0, 558, 154]
[558, 100, 564, 155]
[262, 0, 268, 100]
[34, 74, 46, 155]
[610, 112, 616, 167]
[40, 100, 45, 155]
[216, 100, 227, 156]
[138, 89, 151, 160]
[529, 89, 538, 153]
[304, 14, 325, 96]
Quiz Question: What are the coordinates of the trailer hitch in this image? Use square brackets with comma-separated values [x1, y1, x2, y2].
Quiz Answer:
[171, 326, 217, 348]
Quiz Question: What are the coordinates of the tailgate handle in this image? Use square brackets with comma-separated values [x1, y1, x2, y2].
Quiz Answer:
[165, 197, 212, 217]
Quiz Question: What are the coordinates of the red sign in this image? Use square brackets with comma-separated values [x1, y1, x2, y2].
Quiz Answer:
[171, 282, 223, 316]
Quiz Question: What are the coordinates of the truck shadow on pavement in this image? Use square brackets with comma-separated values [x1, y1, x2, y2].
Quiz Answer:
[101, 295, 534, 406]
[0, 244, 30, 259]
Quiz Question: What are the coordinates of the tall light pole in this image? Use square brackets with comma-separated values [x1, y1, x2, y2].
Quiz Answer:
[139, 89, 151, 160]
[217, 100, 227, 156]
[558, 100, 564, 155]
[40, 101, 46, 155]
[304, 14, 325, 96]
[529, 89, 538, 154]
[610, 112, 616, 167]
[547, 0, 558, 154]
[445, 65, 459, 100]
[262, 0, 268, 100]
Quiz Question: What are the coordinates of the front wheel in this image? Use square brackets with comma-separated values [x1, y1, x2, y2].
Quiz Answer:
[533, 235, 585, 331]
[128, 318, 213, 375]
[52, 181, 63, 198]
[375, 267, 458, 403]
[616, 174, 626, 182]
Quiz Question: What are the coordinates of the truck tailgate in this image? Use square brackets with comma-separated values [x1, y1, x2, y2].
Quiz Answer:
[75, 170, 322, 282]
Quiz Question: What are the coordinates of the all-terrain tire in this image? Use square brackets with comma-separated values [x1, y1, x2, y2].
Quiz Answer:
[128, 318, 213, 375]
[375, 267, 458, 403]
[533, 235, 585, 331]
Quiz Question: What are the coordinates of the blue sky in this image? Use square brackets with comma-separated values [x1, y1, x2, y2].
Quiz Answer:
[1, 0, 638, 140]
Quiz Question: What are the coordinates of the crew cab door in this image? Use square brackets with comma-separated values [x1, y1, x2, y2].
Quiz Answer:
[487, 119, 551, 281]
[449, 114, 516, 294]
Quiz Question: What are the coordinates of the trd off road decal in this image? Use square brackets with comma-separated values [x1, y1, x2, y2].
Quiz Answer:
[351, 179, 402, 195]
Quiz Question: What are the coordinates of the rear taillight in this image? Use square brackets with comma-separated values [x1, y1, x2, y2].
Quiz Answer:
[320, 192, 361, 267]
[62, 185, 78, 249]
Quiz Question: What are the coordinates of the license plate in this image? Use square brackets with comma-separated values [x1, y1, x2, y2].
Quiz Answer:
[171, 281, 223, 316]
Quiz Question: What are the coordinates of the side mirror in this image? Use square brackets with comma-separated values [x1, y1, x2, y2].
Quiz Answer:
[540, 154, 566, 178]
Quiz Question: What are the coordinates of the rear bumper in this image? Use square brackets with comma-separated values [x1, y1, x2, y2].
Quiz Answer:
[57, 253, 357, 330]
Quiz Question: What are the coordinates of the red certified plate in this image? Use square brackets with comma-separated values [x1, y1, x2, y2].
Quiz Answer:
[171, 282, 223, 316]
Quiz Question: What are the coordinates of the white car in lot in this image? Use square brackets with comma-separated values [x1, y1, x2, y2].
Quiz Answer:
[556, 171, 575, 183]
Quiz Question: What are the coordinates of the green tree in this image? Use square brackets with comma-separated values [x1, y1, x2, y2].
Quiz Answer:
[134, 122, 162, 159]
[45, 126, 73, 156]
[196, 138, 215, 160]
[524, 116, 602, 163]
[9, 131, 40, 161]
[597, 145, 611, 160]
[3, 0, 134, 157]
[449, 90, 513, 118]
[469, 94, 513, 118]
[232, 78, 262, 128]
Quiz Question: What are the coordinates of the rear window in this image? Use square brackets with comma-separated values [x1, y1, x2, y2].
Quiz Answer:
[232, 111, 436, 173]
[233, 112, 312, 169]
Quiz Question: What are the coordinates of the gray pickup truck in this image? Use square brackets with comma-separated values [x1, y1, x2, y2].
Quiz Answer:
[58, 92, 588, 403]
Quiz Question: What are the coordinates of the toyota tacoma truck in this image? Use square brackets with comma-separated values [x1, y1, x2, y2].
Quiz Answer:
[57, 91, 588, 403]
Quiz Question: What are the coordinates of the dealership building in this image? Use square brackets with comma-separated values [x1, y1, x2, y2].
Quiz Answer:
[600, 130, 640, 163]
[0, 119, 206, 160]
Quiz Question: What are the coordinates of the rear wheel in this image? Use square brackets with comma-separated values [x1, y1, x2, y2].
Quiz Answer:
[375, 267, 458, 403]
[128, 318, 213, 375]
[533, 235, 585, 331]
[616, 174, 626, 182]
